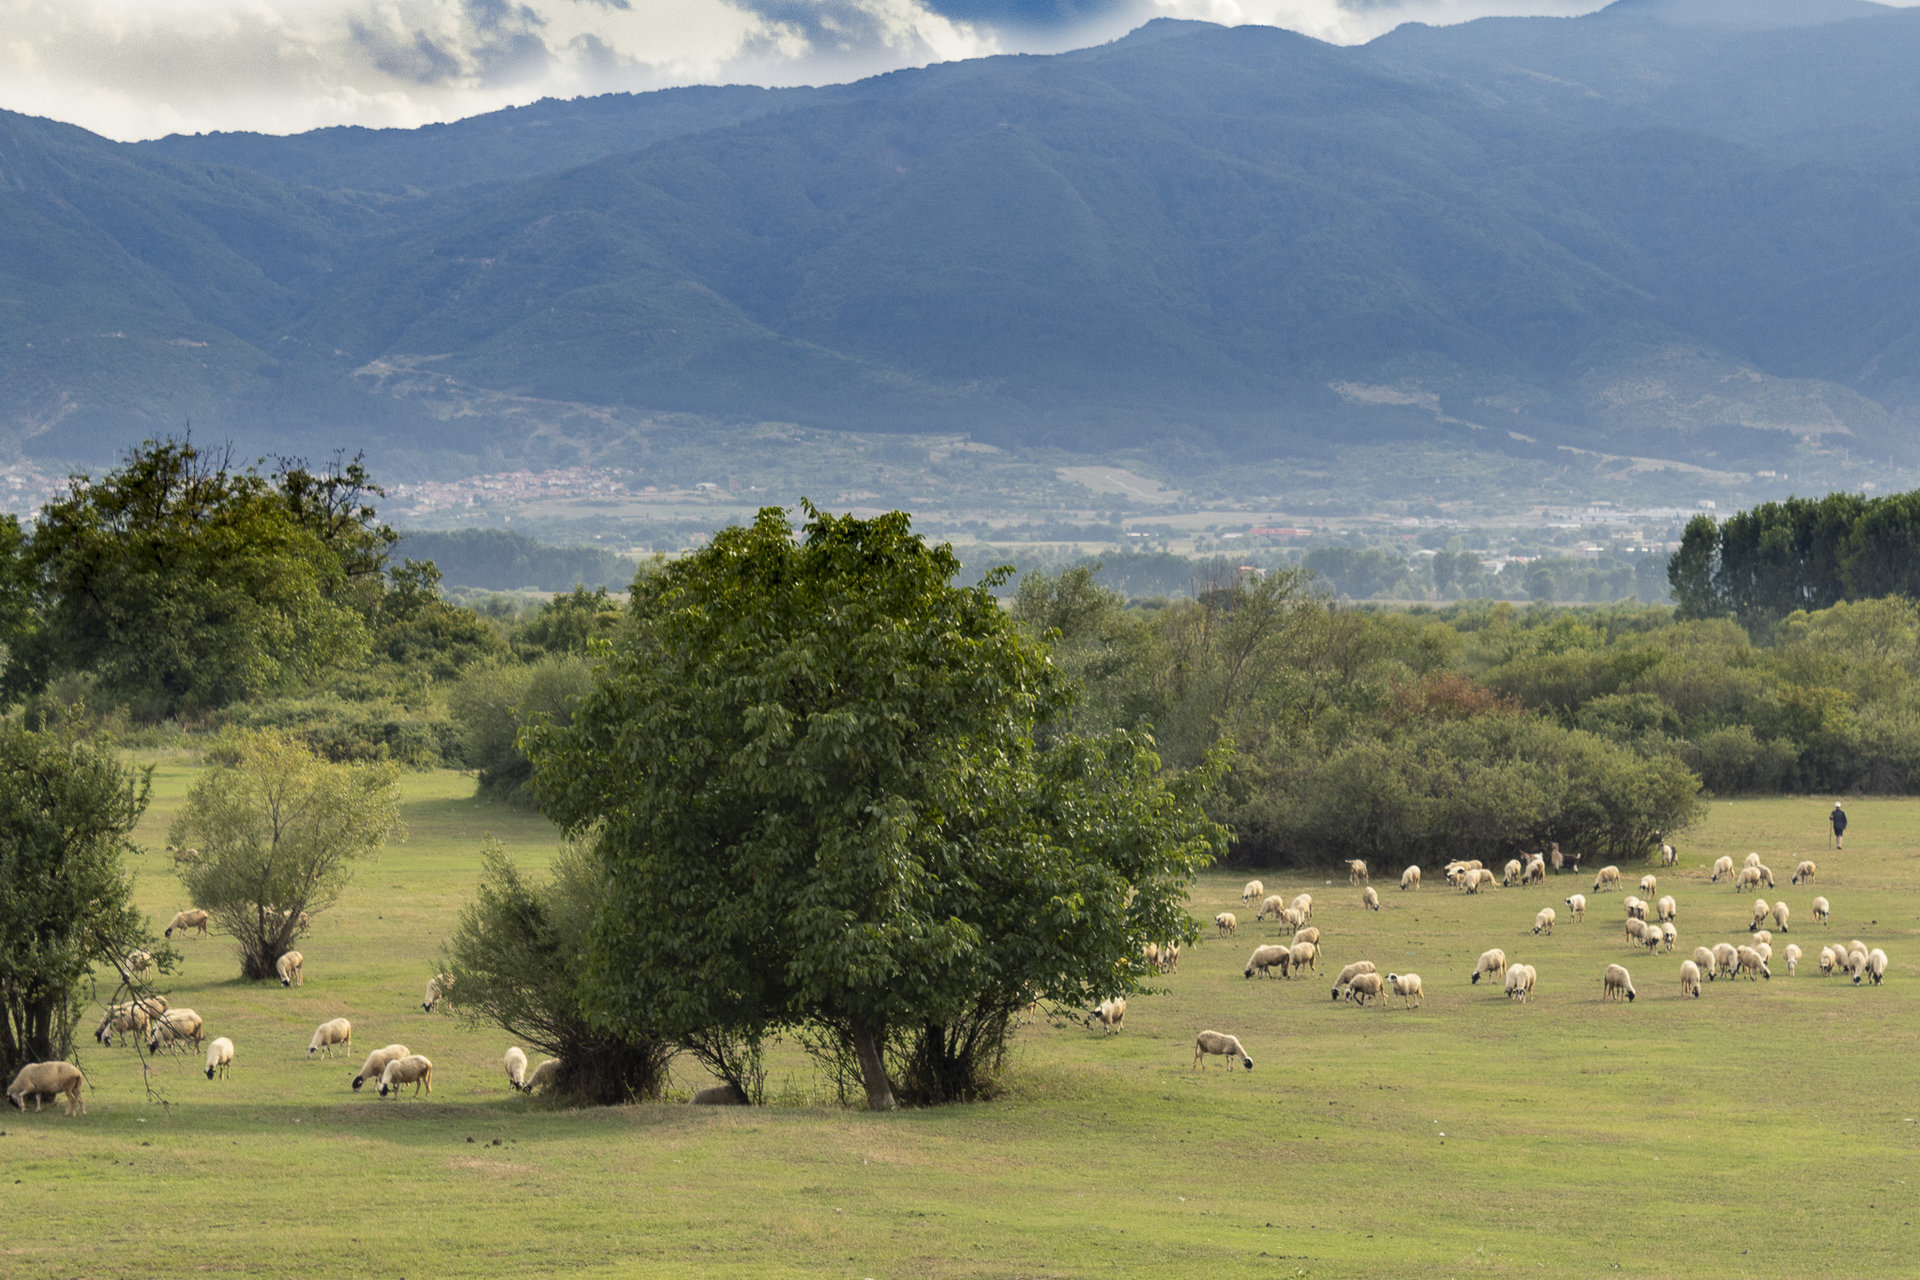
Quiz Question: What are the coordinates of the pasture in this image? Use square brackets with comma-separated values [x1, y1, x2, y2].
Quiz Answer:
[6, 765, 1918, 1278]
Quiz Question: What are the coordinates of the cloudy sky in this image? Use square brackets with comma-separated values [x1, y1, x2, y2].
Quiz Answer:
[0, 0, 1705, 141]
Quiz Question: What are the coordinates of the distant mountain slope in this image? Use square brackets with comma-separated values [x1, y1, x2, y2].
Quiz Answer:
[3, 0, 1919, 474]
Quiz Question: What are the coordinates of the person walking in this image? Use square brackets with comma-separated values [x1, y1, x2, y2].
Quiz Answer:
[1830, 801, 1847, 850]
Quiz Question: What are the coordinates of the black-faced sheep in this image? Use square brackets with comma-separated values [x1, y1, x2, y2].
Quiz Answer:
[1679, 960, 1702, 997]
[1241, 879, 1264, 904]
[6, 1061, 86, 1115]
[1329, 960, 1377, 1000]
[1362, 886, 1380, 911]
[1602, 963, 1636, 1002]
[1861, 948, 1889, 986]
[1749, 898, 1773, 931]
[1784, 943, 1802, 975]
[1712, 942, 1739, 980]
[351, 1044, 412, 1091]
[1711, 856, 1734, 883]
[204, 1037, 234, 1080]
[378, 1054, 434, 1098]
[1735, 945, 1770, 980]
[1401, 866, 1420, 891]
[1244, 945, 1288, 979]
[1791, 860, 1817, 885]
[1504, 963, 1536, 1002]
[1503, 859, 1525, 888]
[1470, 948, 1508, 985]
[1772, 901, 1790, 933]
[1656, 895, 1677, 923]
[147, 1008, 204, 1054]
[1691, 945, 1716, 978]
[1533, 908, 1555, 936]
[1193, 1030, 1254, 1070]
[1345, 972, 1386, 1006]
[1254, 895, 1286, 923]
[1564, 893, 1586, 922]
[1639, 874, 1658, 898]
[276, 950, 304, 987]
[164, 908, 209, 939]
[1214, 912, 1237, 937]
[1813, 896, 1830, 925]
[1523, 856, 1546, 886]
[1593, 866, 1622, 893]
[308, 1017, 352, 1058]
[504, 1047, 528, 1092]
[1093, 997, 1127, 1031]
[1660, 841, 1677, 867]
[1387, 972, 1423, 1008]
[1348, 860, 1369, 885]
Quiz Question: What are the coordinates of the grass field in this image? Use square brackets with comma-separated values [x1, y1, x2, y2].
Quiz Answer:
[6, 766, 1917, 1278]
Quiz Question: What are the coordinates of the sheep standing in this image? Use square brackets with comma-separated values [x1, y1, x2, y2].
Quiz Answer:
[1754, 864, 1776, 889]
[1710, 856, 1734, 883]
[1791, 860, 1817, 885]
[96, 1003, 150, 1047]
[1735, 866, 1763, 891]
[1523, 856, 1546, 886]
[1784, 943, 1802, 975]
[1386, 972, 1424, 1008]
[1735, 946, 1770, 980]
[1847, 949, 1870, 982]
[1819, 947, 1837, 976]
[504, 1047, 528, 1092]
[147, 1009, 205, 1054]
[1862, 948, 1889, 986]
[1622, 896, 1646, 922]
[1813, 896, 1830, 926]
[1751, 929, 1772, 946]
[1533, 908, 1555, 936]
[276, 951, 304, 987]
[1625, 917, 1649, 946]
[1679, 960, 1702, 997]
[1244, 945, 1288, 979]
[1345, 972, 1386, 1006]
[1772, 901, 1790, 933]
[1287, 941, 1319, 976]
[1639, 874, 1658, 898]
[1292, 926, 1321, 947]
[1290, 893, 1314, 921]
[1691, 945, 1716, 978]
[1400, 866, 1420, 891]
[1656, 895, 1677, 923]
[1593, 866, 1622, 893]
[1712, 942, 1739, 980]
[1470, 948, 1508, 985]
[1347, 860, 1369, 885]
[1504, 964, 1536, 1002]
[1503, 859, 1524, 888]
[1241, 879, 1264, 904]
[126, 950, 153, 977]
[308, 1017, 352, 1059]
[1564, 893, 1586, 922]
[1744, 853, 1762, 868]
[1193, 1031, 1254, 1071]
[1749, 898, 1772, 931]
[422, 973, 454, 1013]
[204, 1037, 234, 1080]
[351, 1044, 412, 1091]
[1661, 922, 1677, 952]
[1255, 895, 1286, 923]
[1602, 964, 1637, 1002]
[377, 1054, 434, 1098]
[1660, 841, 1677, 867]
[1361, 886, 1380, 912]
[1329, 960, 1377, 1001]
[1093, 997, 1127, 1031]
[526, 1058, 562, 1093]
[6, 1062, 86, 1115]
[1214, 912, 1238, 937]
[164, 909, 210, 939]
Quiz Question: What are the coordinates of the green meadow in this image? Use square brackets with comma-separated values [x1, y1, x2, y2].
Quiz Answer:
[6, 763, 1916, 1279]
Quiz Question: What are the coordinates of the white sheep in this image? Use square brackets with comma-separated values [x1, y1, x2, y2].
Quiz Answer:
[1292, 926, 1321, 947]
[1254, 895, 1286, 923]
[1347, 860, 1369, 885]
[1503, 858, 1524, 888]
[1462, 868, 1496, 894]
[1533, 908, 1555, 936]
[1593, 866, 1621, 893]
[1143, 941, 1161, 970]
[95, 1003, 150, 1047]
[1214, 912, 1238, 937]
[1755, 941, 1773, 963]
[1244, 945, 1288, 979]
[276, 950, 304, 987]
[1564, 893, 1586, 922]
[504, 1047, 528, 1092]
[1193, 1030, 1254, 1071]
[1744, 852, 1763, 869]
[164, 908, 210, 939]
[1772, 901, 1790, 933]
[1711, 855, 1734, 882]
[1241, 879, 1264, 904]
[351, 1044, 412, 1091]
[1679, 960, 1702, 998]
[1735, 945, 1770, 981]
[1523, 856, 1546, 886]
[1754, 864, 1776, 889]
[1813, 896, 1830, 925]
[1278, 907, 1306, 931]
[1784, 943, 1802, 975]
[1660, 922, 1677, 952]
[1819, 947, 1837, 977]
[1639, 874, 1658, 897]
[1625, 917, 1649, 946]
[126, 950, 153, 977]
[1287, 941, 1318, 977]
[1623, 895, 1646, 921]
[1504, 963, 1536, 1002]
[1691, 945, 1716, 978]
[1847, 948, 1870, 982]
[1329, 960, 1377, 1000]
[1791, 860, 1817, 885]
[526, 1058, 562, 1092]
[1470, 948, 1508, 985]
[422, 973, 454, 1013]
[1160, 942, 1181, 974]
[1290, 893, 1314, 921]
[1735, 866, 1763, 891]
[1749, 898, 1772, 931]
[1712, 942, 1739, 980]
[204, 1037, 234, 1080]
[1345, 972, 1386, 1006]
[1362, 886, 1380, 912]
[1660, 841, 1677, 867]
[1602, 964, 1636, 1002]
[6, 1061, 86, 1115]
[1751, 929, 1772, 946]
[146, 1009, 204, 1054]
[378, 1054, 434, 1098]
[1401, 866, 1421, 891]
[1656, 895, 1677, 923]
[1863, 948, 1889, 986]
[1386, 972, 1424, 1008]
[308, 1017, 352, 1059]
[1094, 997, 1127, 1031]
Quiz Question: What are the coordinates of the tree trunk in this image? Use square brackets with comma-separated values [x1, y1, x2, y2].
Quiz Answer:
[848, 1018, 896, 1112]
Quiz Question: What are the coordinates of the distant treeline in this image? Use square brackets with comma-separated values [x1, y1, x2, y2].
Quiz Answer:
[397, 530, 638, 592]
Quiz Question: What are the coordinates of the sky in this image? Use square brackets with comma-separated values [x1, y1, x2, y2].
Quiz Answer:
[0, 0, 1837, 142]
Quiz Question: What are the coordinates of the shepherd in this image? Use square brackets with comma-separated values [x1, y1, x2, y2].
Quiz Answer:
[1830, 801, 1847, 850]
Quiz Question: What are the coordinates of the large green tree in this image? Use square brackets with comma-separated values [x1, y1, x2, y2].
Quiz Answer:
[531, 506, 1225, 1110]
[0, 725, 153, 1076]
[1, 438, 395, 717]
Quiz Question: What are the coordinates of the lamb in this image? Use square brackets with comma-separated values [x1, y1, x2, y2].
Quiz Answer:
[1656, 895, 1677, 923]
[1692, 945, 1717, 978]
[504, 1046, 528, 1092]
[204, 1037, 234, 1080]
[422, 973, 454, 1012]
[1735, 945, 1770, 981]
[1749, 898, 1773, 931]
[1093, 997, 1127, 1031]
[1347, 860, 1369, 885]
[164, 908, 210, 939]
[1292, 926, 1321, 947]
[1680, 960, 1702, 998]
[1386, 972, 1424, 1007]
[1244, 945, 1289, 979]
[1593, 866, 1622, 892]
[276, 950, 304, 987]
[1564, 893, 1586, 922]
[147, 1009, 204, 1054]
[1362, 886, 1380, 912]
[6, 1061, 86, 1115]
[1193, 1030, 1254, 1071]
[1813, 896, 1830, 925]
[1712, 942, 1739, 980]
[377, 1054, 434, 1099]
[1863, 948, 1889, 986]
[1504, 964, 1536, 1002]
[1470, 948, 1508, 985]
[1791, 860, 1817, 885]
[1784, 943, 1802, 975]
[1503, 859, 1524, 888]
[1287, 941, 1319, 976]
[351, 1044, 412, 1091]
[1241, 879, 1264, 904]
[1533, 907, 1555, 936]
[1329, 960, 1377, 1000]
[1214, 912, 1238, 937]
[1400, 865, 1421, 891]
[308, 1017, 352, 1059]
[1639, 874, 1658, 897]
[1602, 963, 1636, 1002]
[1710, 855, 1735, 882]
[1772, 901, 1790, 933]
[1255, 895, 1287, 923]
[1344, 972, 1386, 1006]
[526, 1058, 562, 1093]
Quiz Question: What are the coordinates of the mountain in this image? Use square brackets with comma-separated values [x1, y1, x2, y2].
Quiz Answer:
[5, 0, 1920, 477]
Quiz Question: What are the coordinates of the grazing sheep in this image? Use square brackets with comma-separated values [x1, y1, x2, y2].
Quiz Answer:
[1863, 948, 1889, 986]
[503, 1047, 528, 1092]
[1470, 948, 1508, 985]
[1533, 907, 1555, 936]
[526, 1058, 562, 1093]
[1290, 894, 1314, 921]
[1241, 879, 1264, 904]
[1287, 941, 1319, 976]
[1463, 868, 1497, 894]
[1143, 941, 1161, 970]
[1255, 895, 1287, 923]
[1623, 896, 1647, 921]
[1749, 898, 1773, 931]
[95, 1003, 150, 1047]
[1751, 930, 1772, 946]
[1819, 947, 1837, 976]
[1744, 852, 1763, 869]
[1593, 866, 1622, 893]
[1680, 960, 1702, 997]
[1735, 866, 1763, 891]
[1661, 922, 1677, 952]
[1362, 886, 1380, 912]
[1735, 946, 1770, 981]
[204, 1037, 234, 1080]
[1292, 926, 1321, 947]
[1660, 841, 1677, 867]
[1160, 942, 1181, 974]
[1564, 893, 1586, 922]
[1523, 856, 1547, 886]
[308, 1017, 352, 1059]
[1755, 864, 1776, 889]
[1754, 941, 1773, 963]
[1602, 964, 1637, 1002]
[351, 1044, 412, 1091]
[126, 950, 152, 977]
[1792, 860, 1817, 885]
[1691, 945, 1716, 977]
[1385, 971, 1424, 1007]
[1785, 943, 1802, 975]
[422, 973, 453, 1013]
[1347, 860, 1369, 885]
[1214, 912, 1238, 937]
[1813, 896, 1830, 925]
[1639, 874, 1658, 897]
[276, 950, 304, 987]
[1093, 997, 1127, 1031]
[1401, 865, 1421, 891]
[1772, 901, 1790, 933]
[1444, 862, 1469, 887]
[1503, 858, 1524, 888]
[1712, 942, 1739, 980]
[147, 1009, 204, 1054]
[1345, 972, 1386, 1006]
[378, 1054, 434, 1099]
[1847, 949, 1870, 982]
[1277, 907, 1307, 932]
[1330, 960, 1377, 1000]
[5, 1061, 86, 1115]
[1710, 855, 1734, 883]
[1504, 963, 1537, 1002]
[1656, 895, 1677, 923]
[1625, 917, 1649, 946]
[164, 908, 210, 939]
[1193, 1030, 1254, 1070]
[1244, 945, 1289, 979]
